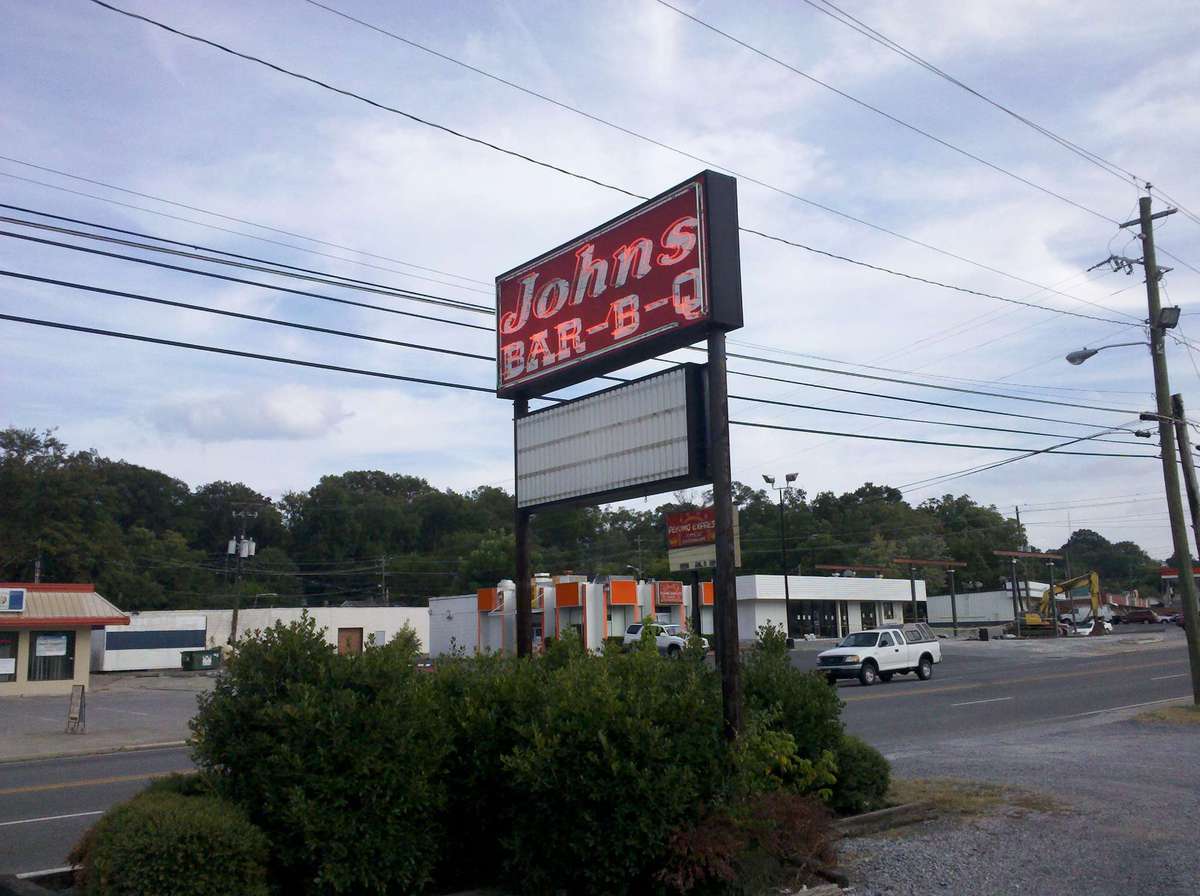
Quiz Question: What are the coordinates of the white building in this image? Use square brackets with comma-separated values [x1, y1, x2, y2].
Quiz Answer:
[926, 581, 1046, 626]
[91, 606, 429, 672]
[427, 573, 927, 656]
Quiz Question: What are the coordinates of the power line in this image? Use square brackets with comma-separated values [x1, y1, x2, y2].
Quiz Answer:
[0, 166, 494, 294]
[0, 211, 493, 315]
[729, 392, 1146, 446]
[0, 228, 495, 332]
[84, 0, 1142, 329]
[799, 0, 1144, 188]
[653, 0, 1119, 225]
[727, 367, 1141, 430]
[0, 311, 500, 394]
[0, 269, 495, 363]
[731, 419, 1153, 459]
[299, 0, 1133, 317]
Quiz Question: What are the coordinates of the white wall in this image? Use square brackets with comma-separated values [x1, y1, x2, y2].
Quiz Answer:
[927, 591, 1015, 624]
[93, 613, 208, 672]
[739, 574, 927, 603]
[428, 595, 478, 657]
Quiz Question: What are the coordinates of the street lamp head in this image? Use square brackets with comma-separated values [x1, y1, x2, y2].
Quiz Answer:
[785, 472, 798, 483]
[762, 474, 775, 486]
[1066, 348, 1099, 366]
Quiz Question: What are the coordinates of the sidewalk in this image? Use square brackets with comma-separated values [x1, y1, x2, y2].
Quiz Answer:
[0, 672, 213, 762]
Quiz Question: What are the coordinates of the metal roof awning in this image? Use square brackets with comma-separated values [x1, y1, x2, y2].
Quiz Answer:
[0, 584, 129, 629]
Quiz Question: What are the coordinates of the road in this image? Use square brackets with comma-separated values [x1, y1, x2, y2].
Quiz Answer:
[0, 628, 1192, 875]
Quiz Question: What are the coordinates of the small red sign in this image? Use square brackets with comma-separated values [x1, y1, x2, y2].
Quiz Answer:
[667, 509, 716, 549]
[656, 581, 684, 605]
[495, 171, 741, 398]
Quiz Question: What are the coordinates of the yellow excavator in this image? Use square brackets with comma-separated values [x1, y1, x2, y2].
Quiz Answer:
[1024, 571, 1107, 636]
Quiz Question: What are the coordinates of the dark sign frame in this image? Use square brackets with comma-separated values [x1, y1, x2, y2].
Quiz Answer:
[495, 170, 742, 399]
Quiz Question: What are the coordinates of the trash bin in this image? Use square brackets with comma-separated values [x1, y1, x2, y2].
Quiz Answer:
[979, 627, 990, 641]
[181, 648, 222, 671]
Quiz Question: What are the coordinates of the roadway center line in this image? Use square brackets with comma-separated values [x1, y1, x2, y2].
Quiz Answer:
[951, 696, 1013, 708]
[1053, 696, 1189, 720]
[0, 770, 191, 797]
[0, 810, 103, 827]
[1151, 673, 1188, 681]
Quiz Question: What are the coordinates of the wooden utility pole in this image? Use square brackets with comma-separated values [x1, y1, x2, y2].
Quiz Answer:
[513, 397, 532, 658]
[1171, 394, 1200, 556]
[1126, 196, 1200, 704]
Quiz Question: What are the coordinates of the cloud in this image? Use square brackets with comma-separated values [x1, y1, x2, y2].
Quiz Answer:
[149, 385, 353, 442]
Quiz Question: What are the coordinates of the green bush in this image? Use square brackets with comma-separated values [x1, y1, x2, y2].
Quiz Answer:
[498, 641, 728, 895]
[191, 612, 447, 895]
[70, 790, 269, 896]
[829, 734, 890, 815]
[743, 625, 844, 765]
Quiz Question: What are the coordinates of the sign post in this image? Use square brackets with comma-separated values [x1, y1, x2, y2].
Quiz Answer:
[497, 170, 743, 731]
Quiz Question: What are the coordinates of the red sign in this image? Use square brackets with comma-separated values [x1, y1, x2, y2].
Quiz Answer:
[496, 170, 742, 398]
[667, 509, 717, 549]
[656, 581, 684, 605]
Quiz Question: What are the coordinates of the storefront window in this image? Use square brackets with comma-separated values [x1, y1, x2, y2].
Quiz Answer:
[28, 631, 75, 682]
[883, 602, 895, 620]
[0, 632, 16, 683]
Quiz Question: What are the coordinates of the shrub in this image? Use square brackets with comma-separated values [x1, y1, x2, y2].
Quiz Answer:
[191, 613, 447, 895]
[70, 790, 269, 896]
[657, 791, 834, 895]
[498, 641, 728, 895]
[743, 626, 844, 765]
[829, 734, 890, 815]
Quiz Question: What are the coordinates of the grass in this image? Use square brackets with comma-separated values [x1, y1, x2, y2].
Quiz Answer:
[1135, 704, 1200, 725]
[888, 777, 1066, 818]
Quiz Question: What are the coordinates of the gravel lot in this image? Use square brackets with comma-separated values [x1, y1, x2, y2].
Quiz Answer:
[843, 709, 1200, 895]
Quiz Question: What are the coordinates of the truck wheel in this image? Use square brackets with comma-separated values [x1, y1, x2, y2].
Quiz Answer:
[667, 644, 682, 658]
[858, 661, 879, 686]
[916, 655, 933, 680]
[879, 671, 894, 682]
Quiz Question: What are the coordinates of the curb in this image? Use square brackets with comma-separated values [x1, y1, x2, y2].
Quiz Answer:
[0, 740, 188, 765]
[834, 800, 936, 838]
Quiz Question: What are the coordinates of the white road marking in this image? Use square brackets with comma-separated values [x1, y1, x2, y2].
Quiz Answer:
[1151, 673, 1188, 681]
[951, 696, 1014, 708]
[89, 706, 150, 717]
[17, 866, 78, 879]
[0, 811, 103, 828]
[1055, 696, 1189, 720]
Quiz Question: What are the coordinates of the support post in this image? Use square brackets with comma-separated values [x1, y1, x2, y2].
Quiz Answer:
[514, 397, 533, 658]
[1138, 197, 1200, 705]
[1010, 557, 1022, 636]
[1047, 561, 1058, 637]
[908, 565, 918, 623]
[778, 489, 794, 643]
[708, 330, 742, 738]
[691, 568, 702, 639]
[948, 568, 958, 637]
[1172, 394, 1200, 556]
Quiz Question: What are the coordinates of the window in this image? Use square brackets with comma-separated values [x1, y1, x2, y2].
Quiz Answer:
[0, 632, 16, 683]
[883, 602, 895, 620]
[28, 631, 75, 682]
[879, 632, 894, 647]
[626, 624, 642, 635]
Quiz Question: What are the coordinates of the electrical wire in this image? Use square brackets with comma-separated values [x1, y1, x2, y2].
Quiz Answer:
[300, 0, 1135, 318]
[82, 0, 1143, 328]
[731, 419, 1153, 458]
[652, 0, 1119, 225]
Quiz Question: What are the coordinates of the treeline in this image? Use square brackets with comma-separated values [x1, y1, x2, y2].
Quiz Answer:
[0, 427, 1163, 610]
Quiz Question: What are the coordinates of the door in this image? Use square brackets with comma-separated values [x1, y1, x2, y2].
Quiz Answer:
[877, 631, 904, 670]
[818, 602, 838, 638]
[859, 602, 877, 631]
[838, 603, 849, 638]
[337, 627, 363, 656]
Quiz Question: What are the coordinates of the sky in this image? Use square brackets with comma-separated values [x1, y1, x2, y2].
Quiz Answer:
[2, 0, 1199, 560]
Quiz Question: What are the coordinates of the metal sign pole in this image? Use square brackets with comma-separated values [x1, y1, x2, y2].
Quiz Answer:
[514, 396, 532, 658]
[707, 330, 742, 738]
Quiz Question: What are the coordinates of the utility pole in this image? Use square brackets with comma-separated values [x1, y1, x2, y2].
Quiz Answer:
[690, 568, 703, 637]
[1127, 195, 1200, 704]
[1010, 557, 1022, 636]
[514, 397, 532, 658]
[947, 567, 959, 637]
[764, 473, 798, 643]
[1015, 505, 1032, 608]
[33, 554, 41, 584]
[227, 509, 257, 645]
[1046, 560, 1058, 638]
[1171, 395, 1200, 555]
[379, 555, 389, 604]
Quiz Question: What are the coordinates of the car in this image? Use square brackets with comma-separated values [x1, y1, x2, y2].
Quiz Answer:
[1177, 615, 1188, 629]
[1122, 609, 1161, 624]
[622, 622, 706, 656]
[1067, 618, 1113, 636]
[816, 626, 942, 686]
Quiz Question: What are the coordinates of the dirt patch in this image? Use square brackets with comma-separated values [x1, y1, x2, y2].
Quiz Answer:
[887, 777, 1068, 819]
[1135, 704, 1200, 725]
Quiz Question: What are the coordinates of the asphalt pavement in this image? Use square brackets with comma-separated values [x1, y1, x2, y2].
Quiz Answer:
[0, 628, 1192, 876]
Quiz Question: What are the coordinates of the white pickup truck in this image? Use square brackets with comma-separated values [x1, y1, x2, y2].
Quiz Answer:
[816, 624, 942, 686]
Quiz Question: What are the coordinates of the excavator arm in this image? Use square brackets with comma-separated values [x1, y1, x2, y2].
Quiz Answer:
[1036, 572, 1104, 635]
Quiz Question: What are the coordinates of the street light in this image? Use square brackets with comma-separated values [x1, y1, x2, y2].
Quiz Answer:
[764, 472, 799, 644]
[1065, 342, 1148, 365]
